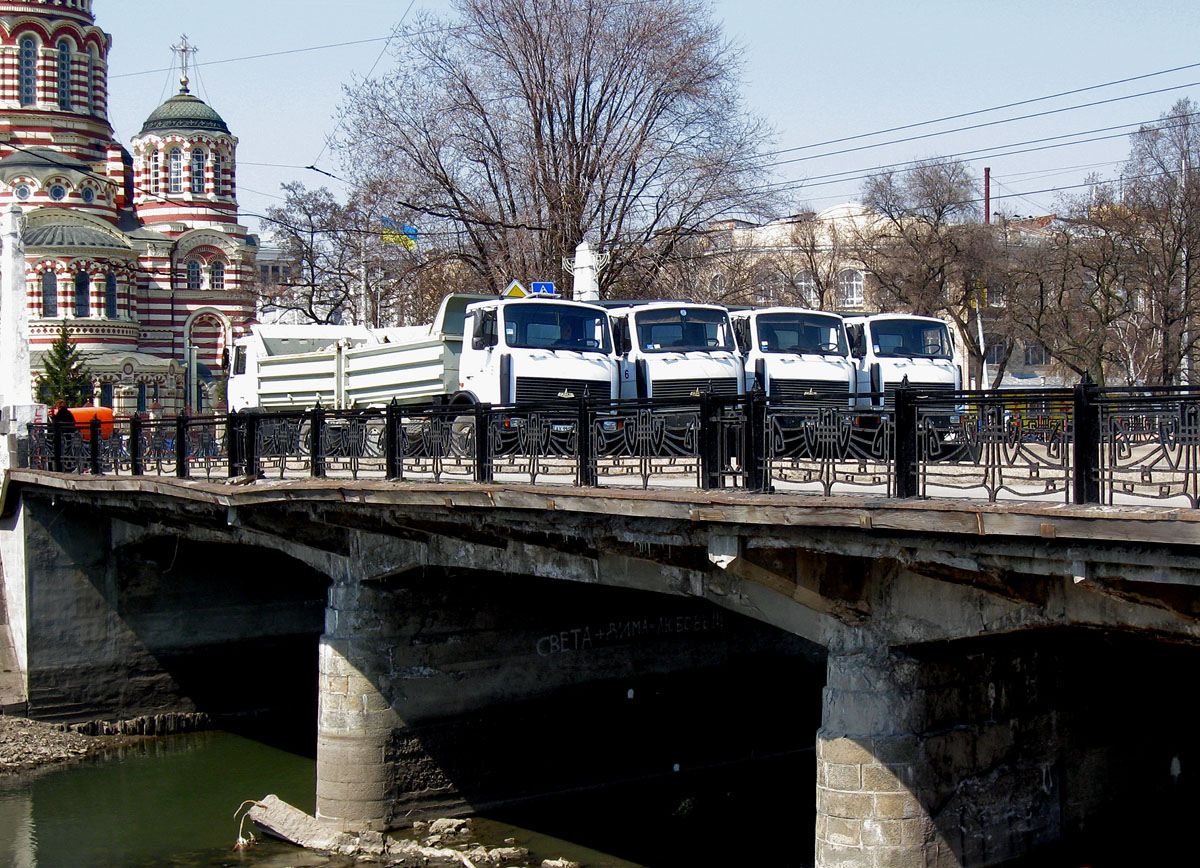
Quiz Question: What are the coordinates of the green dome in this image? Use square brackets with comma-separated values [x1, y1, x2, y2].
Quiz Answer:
[139, 90, 230, 136]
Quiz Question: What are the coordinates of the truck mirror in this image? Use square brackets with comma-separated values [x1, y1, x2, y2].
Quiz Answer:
[847, 325, 865, 358]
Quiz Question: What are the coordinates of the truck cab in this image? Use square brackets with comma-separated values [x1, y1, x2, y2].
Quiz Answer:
[459, 297, 619, 404]
[843, 313, 961, 406]
[608, 302, 743, 400]
[729, 307, 854, 399]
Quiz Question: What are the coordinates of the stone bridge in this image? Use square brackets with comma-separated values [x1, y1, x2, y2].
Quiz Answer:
[3, 468, 1199, 867]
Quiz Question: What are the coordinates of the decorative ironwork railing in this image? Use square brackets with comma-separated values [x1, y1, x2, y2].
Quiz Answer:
[23, 384, 1200, 507]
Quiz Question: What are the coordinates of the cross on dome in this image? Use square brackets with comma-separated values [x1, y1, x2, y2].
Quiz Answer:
[170, 35, 197, 93]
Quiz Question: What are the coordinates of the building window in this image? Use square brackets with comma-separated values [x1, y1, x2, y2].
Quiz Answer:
[186, 259, 201, 290]
[41, 272, 58, 317]
[793, 271, 816, 306]
[99, 383, 114, 408]
[73, 272, 90, 317]
[210, 260, 225, 290]
[81, 187, 95, 204]
[838, 270, 864, 308]
[1024, 341, 1049, 366]
[137, 382, 147, 414]
[984, 336, 1008, 366]
[57, 40, 72, 111]
[19, 37, 37, 107]
[105, 272, 118, 318]
[190, 148, 205, 194]
[150, 151, 162, 195]
[211, 152, 222, 196]
[48, 184, 66, 201]
[14, 184, 30, 200]
[168, 148, 183, 194]
[708, 273, 728, 301]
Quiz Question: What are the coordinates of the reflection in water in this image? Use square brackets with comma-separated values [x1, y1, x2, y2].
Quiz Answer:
[0, 730, 815, 868]
[0, 731, 323, 868]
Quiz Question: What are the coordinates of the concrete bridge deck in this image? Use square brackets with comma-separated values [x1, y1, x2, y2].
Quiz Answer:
[3, 468, 1199, 867]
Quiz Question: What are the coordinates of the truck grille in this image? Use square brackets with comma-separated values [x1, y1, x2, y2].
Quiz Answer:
[882, 381, 956, 405]
[770, 378, 850, 400]
[514, 377, 609, 403]
[653, 377, 739, 400]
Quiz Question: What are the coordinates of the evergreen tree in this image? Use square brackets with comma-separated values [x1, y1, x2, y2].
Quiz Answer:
[35, 321, 92, 406]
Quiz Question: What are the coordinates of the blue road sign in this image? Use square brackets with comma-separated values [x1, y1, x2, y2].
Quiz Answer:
[531, 281, 555, 295]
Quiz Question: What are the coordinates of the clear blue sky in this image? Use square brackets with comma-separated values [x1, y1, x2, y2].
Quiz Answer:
[98, 0, 1200, 232]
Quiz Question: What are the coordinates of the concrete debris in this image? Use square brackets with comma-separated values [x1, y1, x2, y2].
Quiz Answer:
[247, 795, 536, 866]
[541, 860, 581, 868]
[0, 715, 98, 772]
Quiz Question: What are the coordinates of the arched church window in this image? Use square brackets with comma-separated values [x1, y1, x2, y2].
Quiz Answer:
[19, 37, 37, 107]
[190, 149, 205, 194]
[210, 260, 225, 290]
[168, 149, 183, 194]
[211, 153, 222, 196]
[149, 151, 160, 195]
[105, 272, 118, 318]
[57, 40, 72, 111]
[186, 259, 202, 290]
[41, 272, 58, 318]
[74, 271, 90, 317]
[87, 49, 96, 115]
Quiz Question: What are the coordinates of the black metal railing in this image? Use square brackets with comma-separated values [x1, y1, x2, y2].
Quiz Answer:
[24, 384, 1200, 508]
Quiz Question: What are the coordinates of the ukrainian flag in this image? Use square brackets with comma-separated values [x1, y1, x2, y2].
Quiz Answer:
[381, 216, 417, 250]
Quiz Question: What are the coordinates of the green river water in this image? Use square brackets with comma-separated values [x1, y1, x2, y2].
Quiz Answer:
[0, 729, 814, 868]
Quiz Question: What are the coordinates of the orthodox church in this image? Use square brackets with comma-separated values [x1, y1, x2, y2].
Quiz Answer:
[0, 0, 257, 414]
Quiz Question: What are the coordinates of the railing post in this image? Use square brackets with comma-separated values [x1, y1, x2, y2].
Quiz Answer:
[894, 382, 918, 498]
[744, 392, 768, 492]
[89, 416, 102, 475]
[130, 414, 144, 476]
[245, 411, 261, 479]
[1073, 375, 1101, 504]
[310, 404, 326, 478]
[52, 417, 65, 472]
[699, 391, 720, 490]
[385, 399, 402, 481]
[175, 412, 189, 478]
[474, 402, 493, 483]
[577, 394, 596, 487]
[225, 412, 239, 478]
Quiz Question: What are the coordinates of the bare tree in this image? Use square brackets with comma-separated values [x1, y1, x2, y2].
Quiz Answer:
[856, 158, 990, 384]
[1118, 98, 1200, 383]
[260, 183, 442, 326]
[338, 0, 774, 298]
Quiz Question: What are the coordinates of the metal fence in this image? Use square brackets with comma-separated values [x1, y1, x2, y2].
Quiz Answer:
[24, 383, 1200, 507]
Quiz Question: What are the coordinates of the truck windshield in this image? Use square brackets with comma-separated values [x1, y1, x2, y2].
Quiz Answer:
[634, 307, 735, 353]
[869, 319, 953, 359]
[503, 304, 612, 353]
[757, 313, 847, 356]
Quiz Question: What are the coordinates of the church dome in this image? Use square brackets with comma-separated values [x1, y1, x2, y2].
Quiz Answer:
[139, 89, 230, 136]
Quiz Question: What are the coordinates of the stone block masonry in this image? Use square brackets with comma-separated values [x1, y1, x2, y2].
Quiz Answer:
[315, 563, 825, 828]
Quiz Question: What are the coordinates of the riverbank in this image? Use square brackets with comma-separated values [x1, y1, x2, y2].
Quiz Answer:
[0, 715, 103, 773]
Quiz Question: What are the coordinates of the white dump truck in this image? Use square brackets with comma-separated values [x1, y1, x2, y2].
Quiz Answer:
[607, 302, 743, 400]
[728, 307, 855, 399]
[843, 312, 961, 404]
[227, 293, 619, 411]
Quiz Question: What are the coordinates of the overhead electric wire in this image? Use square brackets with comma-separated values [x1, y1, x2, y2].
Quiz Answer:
[754, 60, 1200, 160]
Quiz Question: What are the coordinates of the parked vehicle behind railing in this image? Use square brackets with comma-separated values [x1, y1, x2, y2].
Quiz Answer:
[729, 307, 855, 400]
[607, 301, 743, 401]
[227, 293, 621, 412]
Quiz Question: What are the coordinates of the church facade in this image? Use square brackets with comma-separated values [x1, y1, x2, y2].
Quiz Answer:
[0, 0, 257, 414]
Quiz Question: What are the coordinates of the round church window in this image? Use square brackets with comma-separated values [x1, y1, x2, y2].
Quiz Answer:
[49, 184, 66, 201]
[81, 187, 96, 204]
[14, 184, 30, 200]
